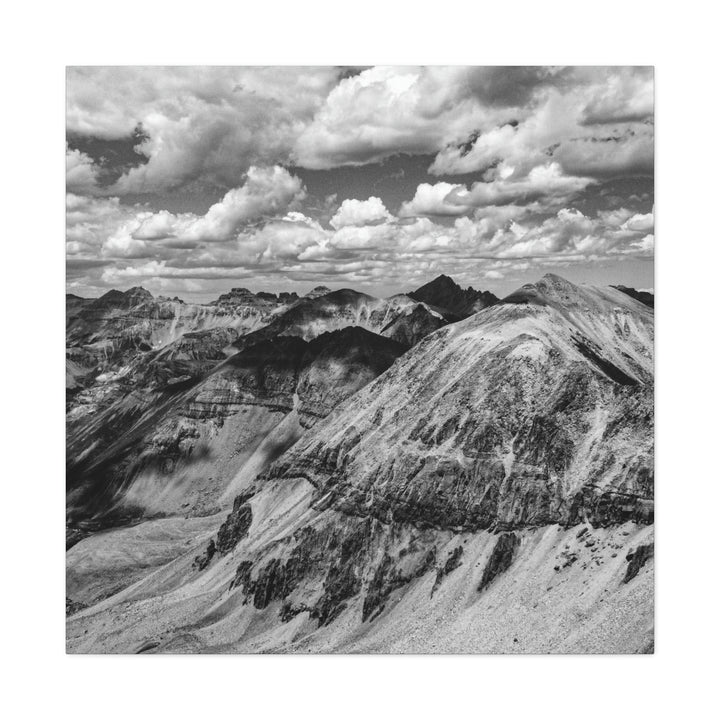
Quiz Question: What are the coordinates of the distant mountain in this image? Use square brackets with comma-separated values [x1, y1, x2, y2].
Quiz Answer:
[303, 285, 332, 300]
[231, 288, 451, 353]
[212, 287, 299, 306]
[408, 274, 499, 318]
[612, 285, 654, 308]
[66, 293, 93, 326]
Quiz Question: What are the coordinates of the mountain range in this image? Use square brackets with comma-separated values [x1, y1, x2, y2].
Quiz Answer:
[66, 273, 654, 653]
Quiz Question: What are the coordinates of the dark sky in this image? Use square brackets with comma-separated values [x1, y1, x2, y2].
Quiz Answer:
[66, 66, 654, 301]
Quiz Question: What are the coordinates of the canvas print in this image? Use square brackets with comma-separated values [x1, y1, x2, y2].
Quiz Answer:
[66, 66, 654, 653]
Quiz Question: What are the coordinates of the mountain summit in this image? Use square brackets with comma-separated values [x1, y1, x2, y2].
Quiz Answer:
[408, 274, 498, 317]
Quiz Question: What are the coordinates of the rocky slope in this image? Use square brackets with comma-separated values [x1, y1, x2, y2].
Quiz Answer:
[66, 275, 654, 652]
[68, 327, 405, 523]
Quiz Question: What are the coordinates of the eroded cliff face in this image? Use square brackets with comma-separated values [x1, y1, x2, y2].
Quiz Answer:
[66, 276, 654, 653]
[66, 326, 405, 528]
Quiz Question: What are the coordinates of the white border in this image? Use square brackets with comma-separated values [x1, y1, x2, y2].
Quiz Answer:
[3, 1, 718, 717]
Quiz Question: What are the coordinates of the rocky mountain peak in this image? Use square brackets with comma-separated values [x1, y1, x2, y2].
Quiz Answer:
[91, 286, 153, 311]
[304, 285, 332, 300]
[409, 274, 498, 318]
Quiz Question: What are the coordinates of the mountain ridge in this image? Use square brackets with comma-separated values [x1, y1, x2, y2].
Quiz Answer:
[66, 273, 654, 653]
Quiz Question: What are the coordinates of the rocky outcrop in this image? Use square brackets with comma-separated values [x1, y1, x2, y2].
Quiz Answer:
[431, 545, 463, 596]
[213, 287, 299, 307]
[216, 494, 254, 554]
[478, 533, 520, 591]
[624, 542, 654, 583]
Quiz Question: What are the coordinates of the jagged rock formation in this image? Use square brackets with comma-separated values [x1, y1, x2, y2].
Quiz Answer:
[624, 542, 654, 583]
[478, 533, 520, 591]
[409, 274, 499, 318]
[66, 275, 654, 654]
[212, 287, 299, 307]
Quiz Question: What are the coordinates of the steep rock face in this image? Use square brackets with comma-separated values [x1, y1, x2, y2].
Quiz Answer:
[624, 542, 654, 583]
[66, 327, 406, 525]
[263, 275, 654, 532]
[478, 533, 521, 590]
[380, 304, 448, 347]
[66, 474, 654, 653]
[409, 274, 499, 318]
[66, 286, 296, 486]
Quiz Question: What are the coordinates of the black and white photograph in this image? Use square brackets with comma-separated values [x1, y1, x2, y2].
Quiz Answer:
[64, 65, 656, 654]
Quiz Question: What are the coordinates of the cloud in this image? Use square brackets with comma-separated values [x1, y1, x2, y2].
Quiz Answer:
[292, 66, 519, 169]
[68, 66, 654, 195]
[461, 163, 594, 207]
[66, 165, 306, 264]
[621, 210, 654, 234]
[580, 67, 654, 125]
[66, 67, 654, 297]
[330, 196, 393, 228]
[399, 182, 470, 217]
[72, 187, 654, 296]
[66, 147, 101, 193]
[400, 164, 592, 219]
[429, 68, 653, 180]
[66, 193, 133, 253]
[67, 67, 343, 193]
[127, 166, 305, 245]
[86, 199, 652, 298]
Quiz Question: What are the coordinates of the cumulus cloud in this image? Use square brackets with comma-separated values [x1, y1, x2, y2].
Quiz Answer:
[66, 147, 101, 194]
[400, 164, 592, 219]
[67, 66, 654, 196]
[66, 165, 306, 264]
[66, 66, 654, 297]
[429, 68, 654, 181]
[580, 67, 654, 125]
[125, 166, 305, 247]
[621, 210, 654, 234]
[67, 67, 342, 193]
[292, 66, 521, 169]
[399, 182, 471, 217]
[330, 196, 393, 228]
[461, 163, 594, 207]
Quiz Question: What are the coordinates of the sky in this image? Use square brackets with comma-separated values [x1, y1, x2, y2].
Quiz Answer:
[66, 66, 654, 301]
